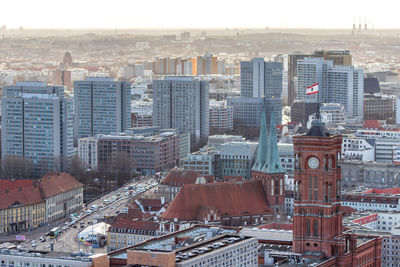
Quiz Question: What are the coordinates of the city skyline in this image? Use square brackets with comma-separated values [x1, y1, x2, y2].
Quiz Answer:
[1, 0, 400, 29]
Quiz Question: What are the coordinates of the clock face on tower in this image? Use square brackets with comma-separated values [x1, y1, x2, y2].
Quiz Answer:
[308, 157, 319, 169]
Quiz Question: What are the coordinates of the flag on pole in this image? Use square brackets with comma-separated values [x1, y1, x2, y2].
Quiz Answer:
[306, 83, 319, 95]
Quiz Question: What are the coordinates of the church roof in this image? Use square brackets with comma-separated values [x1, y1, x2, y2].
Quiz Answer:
[160, 180, 273, 221]
[252, 102, 268, 172]
[262, 111, 285, 173]
[252, 101, 285, 174]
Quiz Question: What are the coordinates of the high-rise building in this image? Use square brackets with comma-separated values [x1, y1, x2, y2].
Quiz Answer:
[234, 58, 283, 126]
[297, 57, 364, 119]
[288, 53, 309, 106]
[1, 82, 73, 174]
[53, 68, 72, 91]
[313, 50, 352, 66]
[74, 77, 131, 140]
[196, 52, 218, 75]
[153, 77, 209, 145]
[288, 50, 352, 106]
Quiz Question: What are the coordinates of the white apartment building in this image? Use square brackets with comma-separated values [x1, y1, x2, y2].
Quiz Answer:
[342, 137, 375, 162]
[78, 137, 98, 170]
[297, 57, 364, 119]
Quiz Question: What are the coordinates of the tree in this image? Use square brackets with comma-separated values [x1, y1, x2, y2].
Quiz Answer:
[69, 155, 86, 181]
[1, 156, 35, 179]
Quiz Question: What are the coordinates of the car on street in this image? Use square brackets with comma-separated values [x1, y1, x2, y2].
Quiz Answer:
[40, 236, 46, 242]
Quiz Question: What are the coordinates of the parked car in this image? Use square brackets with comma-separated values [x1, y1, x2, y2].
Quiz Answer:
[39, 236, 46, 242]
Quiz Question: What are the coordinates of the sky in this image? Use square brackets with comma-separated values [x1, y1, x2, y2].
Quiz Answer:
[1, 0, 400, 29]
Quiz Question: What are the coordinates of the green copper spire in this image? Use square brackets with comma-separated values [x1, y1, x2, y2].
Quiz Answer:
[252, 102, 268, 172]
[261, 110, 285, 173]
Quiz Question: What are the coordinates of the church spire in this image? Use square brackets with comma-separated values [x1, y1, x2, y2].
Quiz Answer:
[251, 101, 268, 172]
[262, 110, 285, 173]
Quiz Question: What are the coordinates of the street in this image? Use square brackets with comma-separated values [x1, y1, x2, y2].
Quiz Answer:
[17, 176, 159, 254]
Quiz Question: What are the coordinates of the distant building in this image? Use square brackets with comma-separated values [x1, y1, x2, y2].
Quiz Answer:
[196, 52, 218, 75]
[320, 103, 347, 124]
[288, 52, 309, 105]
[240, 58, 283, 125]
[220, 142, 258, 180]
[209, 101, 233, 131]
[158, 167, 213, 202]
[79, 131, 180, 174]
[74, 77, 131, 140]
[152, 77, 209, 145]
[290, 100, 319, 125]
[297, 57, 363, 119]
[288, 50, 352, 106]
[227, 97, 264, 128]
[1, 82, 73, 175]
[342, 137, 375, 162]
[364, 93, 395, 121]
[52, 69, 72, 91]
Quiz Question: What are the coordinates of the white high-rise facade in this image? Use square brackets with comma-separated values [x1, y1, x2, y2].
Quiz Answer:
[297, 57, 364, 119]
[1, 82, 73, 175]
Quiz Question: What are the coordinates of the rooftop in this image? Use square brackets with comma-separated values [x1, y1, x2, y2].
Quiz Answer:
[161, 180, 273, 221]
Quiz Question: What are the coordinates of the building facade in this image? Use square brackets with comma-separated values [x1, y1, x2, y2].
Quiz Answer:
[74, 77, 131, 140]
[79, 132, 179, 174]
[40, 172, 83, 223]
[297, 57, 364, 119]
[1, 82, 73, 175]
[240, 58, 283, 125]
[209, 101, 233, 131]
[220, 142, 258, 180]
[364, 94, 395, 121]
[153, 77, 209, 145]
[0, 182, 45, 234]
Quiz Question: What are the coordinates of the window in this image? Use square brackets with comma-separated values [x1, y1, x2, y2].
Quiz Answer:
[313, 220, 319, 236]
[306, 219, 311, 236]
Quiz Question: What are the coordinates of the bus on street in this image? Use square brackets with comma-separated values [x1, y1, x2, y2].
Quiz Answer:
[49, 227, 60, 239]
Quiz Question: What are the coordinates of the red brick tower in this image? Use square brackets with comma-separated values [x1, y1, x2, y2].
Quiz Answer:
[292, 114, 343, 259]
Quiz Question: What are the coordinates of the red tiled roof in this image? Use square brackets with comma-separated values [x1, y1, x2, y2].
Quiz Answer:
[362, 187, 400, 195]
[39, 172, 83, 199]
[109, 219, 159, 232]
[363, 120, 382, 129]
[139, 198, 162, 207]
[341, 206, 357, 215]
[0, 186, 43, 209]
[160, 167, 199, 186]
[161, 180, 273, 221]
[0, 180, 36, 191]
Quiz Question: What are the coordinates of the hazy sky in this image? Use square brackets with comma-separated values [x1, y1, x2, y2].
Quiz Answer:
[2, 0, 399, 29]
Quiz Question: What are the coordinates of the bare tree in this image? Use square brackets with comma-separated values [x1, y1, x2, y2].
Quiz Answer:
[1, 156, 35, 179]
